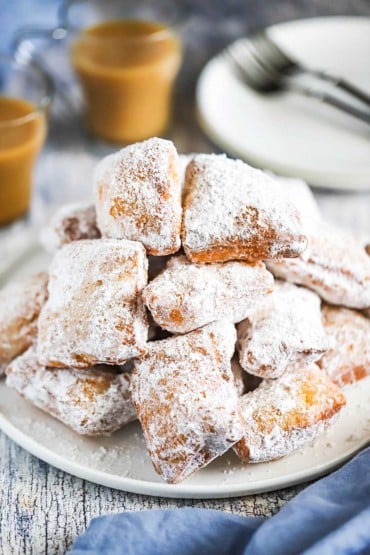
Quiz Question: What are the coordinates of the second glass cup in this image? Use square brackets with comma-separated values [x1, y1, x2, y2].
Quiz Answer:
[0, 55, 51, 225]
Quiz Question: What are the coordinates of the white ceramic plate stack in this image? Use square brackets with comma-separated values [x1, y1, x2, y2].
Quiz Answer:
[197, 17, 370, 190]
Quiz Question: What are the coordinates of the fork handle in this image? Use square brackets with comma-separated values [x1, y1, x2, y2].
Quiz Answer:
[290, 82, 370, 125]
[303, 68, 370, 108]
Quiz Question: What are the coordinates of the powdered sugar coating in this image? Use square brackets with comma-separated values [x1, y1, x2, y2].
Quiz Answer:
[37, 239, 148, 368]
[267, 222, 370, 309]
[237, 281, 328, 379]
[94, 138, 182, 255]
[40, 201, 100, 252]
[182, 154, 307, 263]
[143, 255, 274, 334]
[178, 153, 195, 196]
[0, 272, 48, 375]
[6, 346, 136, 436]
[234, 364, 346, 463]
[131, 321, 243, 484]
[318, 305, 370, 387]
[272, 175, 321, 235]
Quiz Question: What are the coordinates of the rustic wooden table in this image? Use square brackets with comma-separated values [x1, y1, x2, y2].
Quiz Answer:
[1, 2, 370, 553]
[0, 433, 305, 554]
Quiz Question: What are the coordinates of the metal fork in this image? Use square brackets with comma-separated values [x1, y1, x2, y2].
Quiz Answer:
[224, 34, 370, 125]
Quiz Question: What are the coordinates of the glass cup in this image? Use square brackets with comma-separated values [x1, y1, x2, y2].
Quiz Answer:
[13, 0, 183, 144]
[70, 20, 182, 143]
[0, 55, 52, 225]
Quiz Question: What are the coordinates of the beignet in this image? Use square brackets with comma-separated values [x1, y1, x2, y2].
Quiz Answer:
[267, 223, 370, 309]
[143, 255, 274, 334]
[318, 305, 370, 387]
[234, 364, 346, 463]
[182, 154, 307, 263]
[0, 272, 48, 374]
[95, 138, 182, 255]
[6, 347, 136, 435]
[37, 239, 148, 368]
[131, 322, 243, 483]
[40, 201, 100, 252]
[237, 281, 327, 379]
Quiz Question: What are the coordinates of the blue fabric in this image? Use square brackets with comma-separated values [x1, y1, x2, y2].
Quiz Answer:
[70, 447, 370, 555]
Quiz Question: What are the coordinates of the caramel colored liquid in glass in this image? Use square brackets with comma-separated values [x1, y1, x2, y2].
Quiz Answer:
[71, 20, 182, 143]
[0, 97, 46, 225]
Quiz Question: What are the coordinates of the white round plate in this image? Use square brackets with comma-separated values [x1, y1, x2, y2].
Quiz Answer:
[0, 245, 369, 499]
[197, 17, 370, 190]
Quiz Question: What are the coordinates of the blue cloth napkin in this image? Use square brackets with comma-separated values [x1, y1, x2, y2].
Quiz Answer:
[70, 447, 370, 555]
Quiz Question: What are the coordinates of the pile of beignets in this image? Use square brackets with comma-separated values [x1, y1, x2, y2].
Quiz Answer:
[2, 137, 370, 484]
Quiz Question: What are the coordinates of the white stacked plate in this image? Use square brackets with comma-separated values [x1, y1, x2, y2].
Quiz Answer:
[197, 17, 370, 190]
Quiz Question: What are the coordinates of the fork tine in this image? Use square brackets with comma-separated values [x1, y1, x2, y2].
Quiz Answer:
[239, 39, 283, 84]
[224, 40, 279, 91]
[242, 38, 280, 76]
[253, 32, 295, 68]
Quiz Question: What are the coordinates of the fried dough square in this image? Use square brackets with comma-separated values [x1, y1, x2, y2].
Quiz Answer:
[267, 223, 370, 309]
[182, 154, 306, 263]
[237, 281, 327, 379]
[0, 272, 48, 374]
[6, 346, 136, 435]
[94, 138, 182, 255]
[143, 255, 274, 334]
[131, 322, 243, 483]
[318, 305, 370, 387]
[234, 365, 346, 463]
[40, 201, 100, 252]
[37, 239, 148, 368]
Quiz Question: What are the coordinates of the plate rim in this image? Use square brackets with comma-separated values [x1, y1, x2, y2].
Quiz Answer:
[0, 403, 368, 499]
[196, 15, 370, 191]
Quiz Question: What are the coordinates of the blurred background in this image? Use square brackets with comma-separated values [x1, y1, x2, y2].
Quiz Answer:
[0, 0, 369, 237]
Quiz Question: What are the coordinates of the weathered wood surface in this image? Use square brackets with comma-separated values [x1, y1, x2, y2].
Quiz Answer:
[0, 432, 304, 554]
